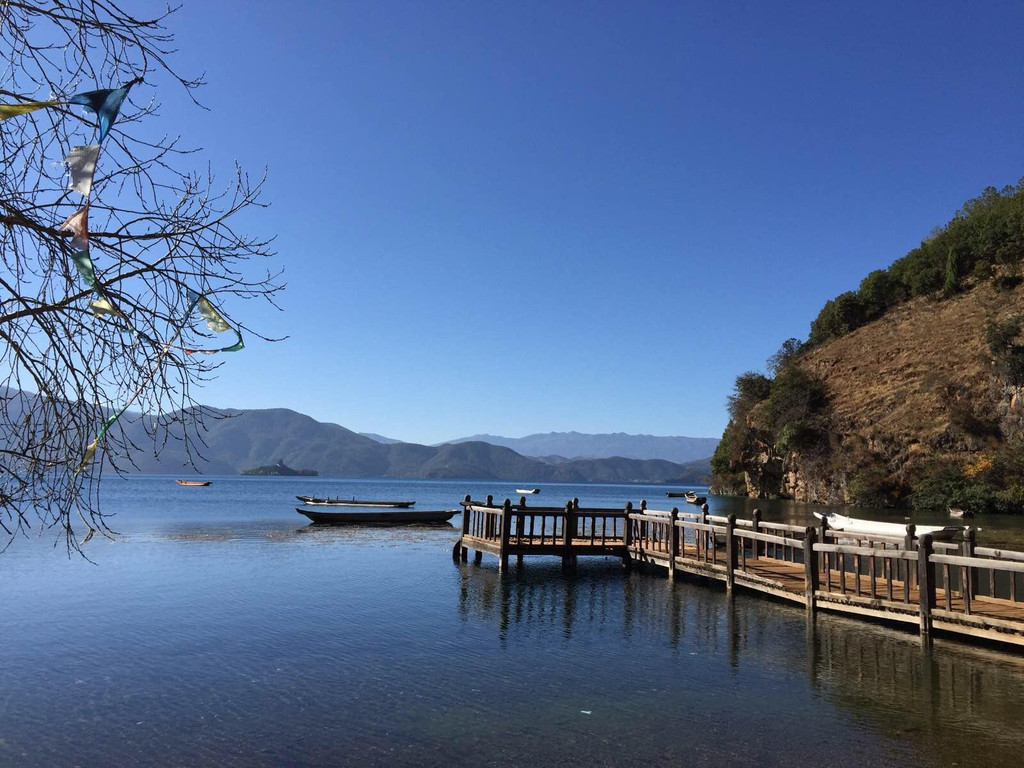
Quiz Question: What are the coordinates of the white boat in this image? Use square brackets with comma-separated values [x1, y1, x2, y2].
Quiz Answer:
[814, 512, 965, 540]
[516, 488, 540, 495]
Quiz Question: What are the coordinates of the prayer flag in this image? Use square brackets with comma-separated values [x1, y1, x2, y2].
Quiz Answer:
[89, 297, 124, 318]
[64, 145, 101, 197]
[185, 290, 245, 353]
[68, 77, 141, 144]
[59, 202, 90, 252]
[188, 290, 231, 333]
[0, 100, 61, 120]
[70, 249, 97, 288]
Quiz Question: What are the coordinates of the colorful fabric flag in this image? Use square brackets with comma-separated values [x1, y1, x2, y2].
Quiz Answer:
[192, 293, 232, 333]
[68, 77, 141, 144]
[184, 290, 245, 353]
[0, 100, 61, 120]
[64, 145, 101, 196]
[88, 297, 124, 318]
[75, 406, 129, 475]
[69, 249, 98, 288]
[59, 202, 90, 251]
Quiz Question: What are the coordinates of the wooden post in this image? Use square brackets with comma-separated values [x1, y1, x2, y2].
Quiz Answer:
[726, 514, 737, 592]
[562, 500, 576, 571]
[918, 533, 935, 637]
[700, 503, 709, 556]
[516, 496, 526, 566]
[668, 506, 679, 580]
[803, 526, 818, 613]
[751, 508, 762, 558]
[962, 527, 977, 607]
[818, 515, 830, 576]
[904, 524, 917, 589]
[460, 494, 471, 562]
[622, 502, 634, 570]
[498, 498, 512, 573]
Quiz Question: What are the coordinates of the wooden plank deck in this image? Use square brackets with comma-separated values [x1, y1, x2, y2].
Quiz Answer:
[455, 499, 1024, 649]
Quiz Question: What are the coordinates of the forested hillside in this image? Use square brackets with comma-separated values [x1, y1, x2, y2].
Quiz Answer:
[712, 181, 1024, 513]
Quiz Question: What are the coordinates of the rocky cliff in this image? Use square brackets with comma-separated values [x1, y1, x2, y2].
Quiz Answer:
[723, 281, 1024, 509]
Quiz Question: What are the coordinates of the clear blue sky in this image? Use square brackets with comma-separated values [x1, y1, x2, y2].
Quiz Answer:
[151, 1, 1024, 444]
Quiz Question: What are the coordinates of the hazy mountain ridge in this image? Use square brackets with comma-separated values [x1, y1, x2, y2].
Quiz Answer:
[98, 405, 710, 484]
[443, 430, 719, 464]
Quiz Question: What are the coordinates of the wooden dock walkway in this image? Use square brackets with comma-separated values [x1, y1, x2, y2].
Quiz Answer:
[453, 496, 1024, 649]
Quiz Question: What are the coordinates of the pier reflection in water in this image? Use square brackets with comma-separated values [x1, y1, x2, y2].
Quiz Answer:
[456, 558, 1024, 767]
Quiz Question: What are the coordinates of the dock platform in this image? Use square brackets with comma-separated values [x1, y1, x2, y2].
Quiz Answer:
[453, 496, 1024, 649]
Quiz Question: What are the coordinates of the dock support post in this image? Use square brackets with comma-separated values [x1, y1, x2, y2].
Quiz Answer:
[904, 524, 917, 589]
[668, 507, 679, 580]
[700, 503, 709, 555]
[622, 502, 633, 570]
[818, 516, 830, 577]
[962, 527, 977, 609]
[562, 500, 577, 571]
[918, 533, 935, 639]
[498, 498, 512, 573]
[803, 526, 818, 613]
[751, 508, 761, 558]
[726, 514, 737, 593]
[460, 494, 471, 562]
[516, 496, 526, 566]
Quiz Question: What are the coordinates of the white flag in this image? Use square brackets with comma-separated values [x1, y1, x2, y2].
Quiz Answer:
[64, 145, 101, 197]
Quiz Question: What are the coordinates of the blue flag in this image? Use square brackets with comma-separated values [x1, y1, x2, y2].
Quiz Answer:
[68, 77, 142, 144]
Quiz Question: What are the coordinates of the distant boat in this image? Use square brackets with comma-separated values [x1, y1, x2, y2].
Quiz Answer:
[949, 507, 974, 519]
[516, 488, 540, 495]
[815, 512, 965, 541]
[295, 496, 415, 508]
[665, 491, 706, 504]
[296, 507, 454, 525]
[175, 479, 211, 487]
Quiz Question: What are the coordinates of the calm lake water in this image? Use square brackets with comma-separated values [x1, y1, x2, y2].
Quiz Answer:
[4, 476, 1024, 767]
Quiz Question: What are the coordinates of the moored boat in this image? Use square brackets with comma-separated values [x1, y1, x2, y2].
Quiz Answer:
[515, 488, 540, 495]
[295, 496, 415, 508]
[296, 507, 455, 525]
[949, 507, 974, 519]
[175, 479, 211, 486]
[814, 511, 965, 540]
[683, 492, 707, 505]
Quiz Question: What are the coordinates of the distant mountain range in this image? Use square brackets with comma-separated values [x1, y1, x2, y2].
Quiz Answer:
[440, 431, 720, 464]
[106, 406, 711, 484]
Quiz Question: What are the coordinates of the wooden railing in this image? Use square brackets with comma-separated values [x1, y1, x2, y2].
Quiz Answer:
[455, 497, 1024, 646]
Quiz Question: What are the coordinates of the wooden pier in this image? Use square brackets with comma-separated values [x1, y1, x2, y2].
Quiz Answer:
[453, 496, 1024, 649]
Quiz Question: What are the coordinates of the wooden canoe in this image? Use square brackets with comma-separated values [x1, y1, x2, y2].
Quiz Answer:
[176, 479, 212, 486]
[295, 496, 415, 508]
[296, 507, 455, 525]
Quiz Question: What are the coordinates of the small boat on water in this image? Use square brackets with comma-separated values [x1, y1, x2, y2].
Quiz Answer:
[296, 507, 455, 525]
[176, 479, 211, 487]
[814, 512, 965, 541]
[516, 488, 540, 495]
[295, 496, 415, 508]
[666, 491, 706, 504]
[949, 507, 974, 519]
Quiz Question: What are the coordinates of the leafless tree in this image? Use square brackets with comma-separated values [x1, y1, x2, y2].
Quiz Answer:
[0, 2, 283, 554]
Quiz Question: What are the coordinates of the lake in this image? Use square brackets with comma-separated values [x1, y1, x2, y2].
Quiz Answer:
[4, 476, 1024, 767]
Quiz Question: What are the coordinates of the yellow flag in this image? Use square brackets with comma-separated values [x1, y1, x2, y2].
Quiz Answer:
[0, 100, 61, 120]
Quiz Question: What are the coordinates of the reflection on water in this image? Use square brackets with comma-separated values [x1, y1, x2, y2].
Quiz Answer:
[457, 556, 1024, 768]
[4, 476, 1024, 767]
